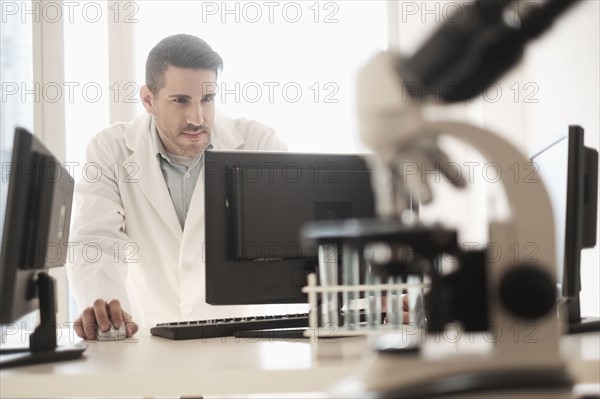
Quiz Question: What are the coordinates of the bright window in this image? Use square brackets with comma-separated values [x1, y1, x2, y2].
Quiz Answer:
[1, 0, 34, 224]
[63, 2, 109, 174]
[133, 1, 388, 152]
[0, 0, 34, 331]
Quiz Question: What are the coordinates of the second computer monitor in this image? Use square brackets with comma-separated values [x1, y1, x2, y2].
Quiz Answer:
[530, 125, 598, 332]
[204, 150, 375, 305]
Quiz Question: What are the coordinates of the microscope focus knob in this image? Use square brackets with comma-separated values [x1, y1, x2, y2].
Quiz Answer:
[499, 265, 556, 320]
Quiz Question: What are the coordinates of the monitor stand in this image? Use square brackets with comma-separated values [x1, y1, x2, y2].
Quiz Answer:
[568, 317, 600, 334]
[565, 296, 600, 334]
[0, 272, 87, 369]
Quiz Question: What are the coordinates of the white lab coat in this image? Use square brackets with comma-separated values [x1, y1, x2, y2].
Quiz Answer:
[66, 112, 305, 327]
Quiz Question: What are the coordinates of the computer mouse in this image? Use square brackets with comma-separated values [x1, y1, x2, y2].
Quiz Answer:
[96, 323, 127, 341]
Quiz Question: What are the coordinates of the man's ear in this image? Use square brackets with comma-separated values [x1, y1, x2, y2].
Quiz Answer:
[140, 85, 155, 113]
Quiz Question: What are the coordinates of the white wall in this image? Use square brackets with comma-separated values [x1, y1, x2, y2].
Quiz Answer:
[392, 0, 599, 316]
[520, 1, 599, 317]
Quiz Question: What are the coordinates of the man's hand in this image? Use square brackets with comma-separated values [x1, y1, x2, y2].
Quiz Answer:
[382, 294, 410, 324]
[402, 293, 409, 323]
[74, 299, 138, 340]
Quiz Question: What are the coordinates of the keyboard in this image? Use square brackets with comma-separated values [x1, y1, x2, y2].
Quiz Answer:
[150, 313, 310, 340]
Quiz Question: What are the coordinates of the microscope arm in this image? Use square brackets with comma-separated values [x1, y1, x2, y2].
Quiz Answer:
[355, 0, 578, 355]
[398, 0, 580, 103]
[356, 0, 582, 216]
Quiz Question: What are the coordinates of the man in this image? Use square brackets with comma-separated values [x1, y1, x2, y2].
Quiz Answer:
[67, 34, 288, 340]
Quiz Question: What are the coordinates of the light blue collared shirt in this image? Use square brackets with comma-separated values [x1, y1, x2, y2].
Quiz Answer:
[151, 117, 211, 229]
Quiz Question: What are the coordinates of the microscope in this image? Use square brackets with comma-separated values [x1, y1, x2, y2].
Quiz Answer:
[302, 0, 584, 397]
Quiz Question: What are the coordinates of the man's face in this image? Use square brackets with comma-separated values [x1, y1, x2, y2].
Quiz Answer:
[140, 66, 217, 157]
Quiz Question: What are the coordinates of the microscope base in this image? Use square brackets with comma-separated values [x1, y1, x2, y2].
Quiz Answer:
[375, 366, 573, 399]
[330, 351, 573, 399]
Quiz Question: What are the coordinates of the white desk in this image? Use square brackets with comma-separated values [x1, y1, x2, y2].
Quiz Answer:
[1, 330, 357, 398]
[1, 329, 599, 398]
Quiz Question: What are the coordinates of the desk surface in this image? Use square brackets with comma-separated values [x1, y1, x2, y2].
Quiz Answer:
[1, 329, 599, 398]
[1, 330, 357, 398]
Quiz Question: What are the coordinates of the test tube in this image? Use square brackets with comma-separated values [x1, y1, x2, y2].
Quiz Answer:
[364, 244, 383, 330]
[386, 275, 403, 329]
[342, 243, 360, 330]
[318, 243, 339, 328]
[407, 274, 426, 329]
[369, 273, 382, 329]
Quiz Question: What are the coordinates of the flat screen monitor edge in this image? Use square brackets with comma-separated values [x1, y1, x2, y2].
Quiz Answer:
[0, 127, 86, 368]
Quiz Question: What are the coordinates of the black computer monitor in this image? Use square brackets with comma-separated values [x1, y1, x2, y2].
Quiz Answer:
[204, 150, 375, 305]
[530, 125, 599, 334]
[0, 127, 86, 368]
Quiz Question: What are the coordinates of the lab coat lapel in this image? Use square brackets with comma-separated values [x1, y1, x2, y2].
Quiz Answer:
[125, 116, 183, 241]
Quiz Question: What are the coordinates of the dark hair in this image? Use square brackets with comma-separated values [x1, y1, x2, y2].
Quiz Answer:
[145, 34, 224, 93]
